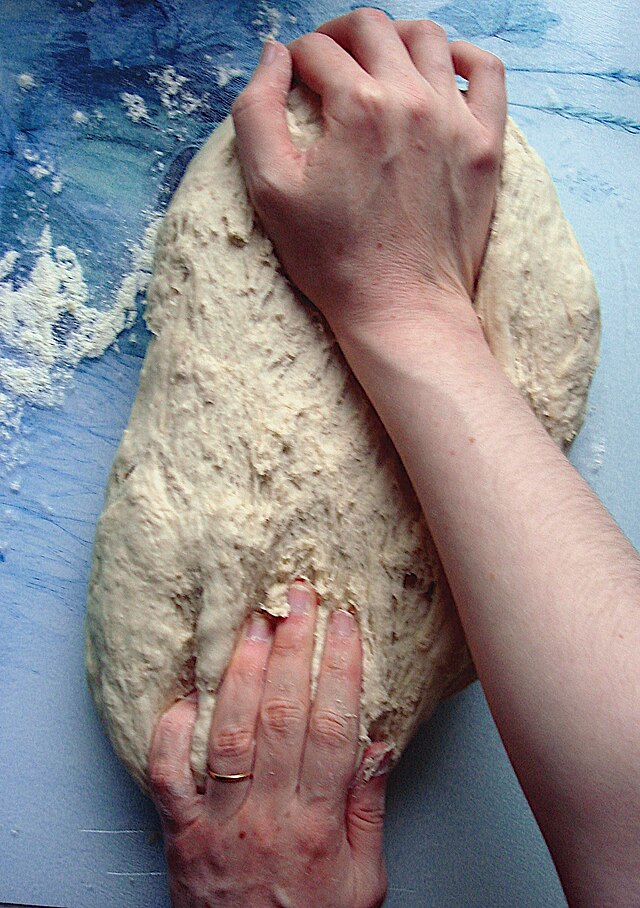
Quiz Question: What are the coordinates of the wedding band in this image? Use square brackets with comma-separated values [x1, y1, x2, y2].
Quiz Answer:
[206, 768, 253, 783]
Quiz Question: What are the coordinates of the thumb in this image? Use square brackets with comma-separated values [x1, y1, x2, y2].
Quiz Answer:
[346, 744, 391, 862]
[148, 692, 200, 831]
[232, 41, 299, 196]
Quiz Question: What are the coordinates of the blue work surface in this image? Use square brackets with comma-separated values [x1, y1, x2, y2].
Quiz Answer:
[1, 2, 638, 906]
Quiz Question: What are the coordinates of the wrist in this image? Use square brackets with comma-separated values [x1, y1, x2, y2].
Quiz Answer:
[332, 284, 489, 374]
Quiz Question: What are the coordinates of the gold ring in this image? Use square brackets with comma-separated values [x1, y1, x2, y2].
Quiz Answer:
[206, 768, 253, 783]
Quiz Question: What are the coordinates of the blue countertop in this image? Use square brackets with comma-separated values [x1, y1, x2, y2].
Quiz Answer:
[1, 2, 638, 906]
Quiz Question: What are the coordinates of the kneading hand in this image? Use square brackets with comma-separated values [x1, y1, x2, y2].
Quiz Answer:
[148, 581, 389, 908]
[232, 8, 506, 339]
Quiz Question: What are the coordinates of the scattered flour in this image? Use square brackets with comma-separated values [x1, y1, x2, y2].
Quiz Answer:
[21, 144, 61, 193]
[29, 164, 50, 181]
[590, 438, 606, 470]
[252, 2, 297, 40]
[0, 219, 160, 472]
[17, 73, 36, 91]
[215, 65, 244, 89]
[254, 2, 283, 40]
[121, 92, 150, 124]
[149, 67, 202, 119]
[3, 25, 293, 477]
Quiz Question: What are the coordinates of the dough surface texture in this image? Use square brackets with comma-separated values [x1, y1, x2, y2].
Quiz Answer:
[86, 88, 600, 792]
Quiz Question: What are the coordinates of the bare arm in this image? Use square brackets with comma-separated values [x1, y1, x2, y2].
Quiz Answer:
[339, 307, 640, 908]
[233, 10, 640, 906]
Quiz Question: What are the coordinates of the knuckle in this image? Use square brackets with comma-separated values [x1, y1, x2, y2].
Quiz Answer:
[148, 719, 185, 796]
[322, 644, 359, 681]
[347, 82, 390, 125]
[351, 80, 384, 110]
[322, 647, 351, 675]
[233, 662, 261, 687]
[469, 133, 502, 173]
[298, 31, 331, 52]
[452, 38, 473, 53]
[350, 798, 386, 832]
[261, 696, 306, 736]
[231, 86, 257, 120]
[271, 630, 302, 658]
[352, 6, 388, 27]
[148, 763, 183, 806]
[148, 763, 171, 795]
[210, 725, 253, 761]
[310, 707, 353, 748]
[249, 164, 286, 208]
[482, 51, 506, 79]
[415, 19, 447, 40]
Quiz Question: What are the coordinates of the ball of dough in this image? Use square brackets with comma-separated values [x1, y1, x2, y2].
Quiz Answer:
[86, 87, 599, 793]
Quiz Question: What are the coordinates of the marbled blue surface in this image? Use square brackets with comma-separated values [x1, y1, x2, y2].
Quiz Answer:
[1, 2, 638, 906]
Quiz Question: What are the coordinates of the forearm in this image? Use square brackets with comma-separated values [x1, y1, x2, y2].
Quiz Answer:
[337, 300, 640, 906]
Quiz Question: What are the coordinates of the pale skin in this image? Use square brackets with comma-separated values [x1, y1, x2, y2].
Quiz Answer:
[148, 9, 640, 908]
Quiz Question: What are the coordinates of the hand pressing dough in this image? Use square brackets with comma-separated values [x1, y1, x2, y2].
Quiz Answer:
[86, 87, 600, 793]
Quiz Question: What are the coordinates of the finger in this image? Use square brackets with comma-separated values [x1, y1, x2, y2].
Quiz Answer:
[205, 613, 274, 820]
[232, 40, 301, 202]
[347, 742, 391, 862]
[252, 581, 317, 800]
[289, 32, 371, 107]
[316, 8, 414, 80]
[450, 41, 507, 136]
[148, 693, 201, 832]
[394, 20, 456, 95]
[299, 609, 362, 809]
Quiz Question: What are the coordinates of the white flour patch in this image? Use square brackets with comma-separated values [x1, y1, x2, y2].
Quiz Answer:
[149, 67, 202, 119]
[215, 64, 244, 88]
[29, 164, 50, 180]
[254, 2, 283, 40]
[0, 219, 160, 473]
[21, 144, 61, 193]
[121, 92, 150, 123]
[17, 73, 36, 90]
[252, 2, 297, 40]
[590, 437, 606, 471]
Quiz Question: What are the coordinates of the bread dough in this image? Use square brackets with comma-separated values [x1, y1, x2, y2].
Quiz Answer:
[86, 87, 600, 793]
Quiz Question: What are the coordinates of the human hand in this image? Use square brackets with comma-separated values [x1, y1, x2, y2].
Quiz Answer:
[232, 8, 506, 340]
[148, 581, 389, 908]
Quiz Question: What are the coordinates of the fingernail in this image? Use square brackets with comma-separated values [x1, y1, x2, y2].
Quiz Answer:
[260, 39, 278, 66]
[288, 581, 313, 615]
[331, 609, 354, 637]
[246, 613, 271, 642]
